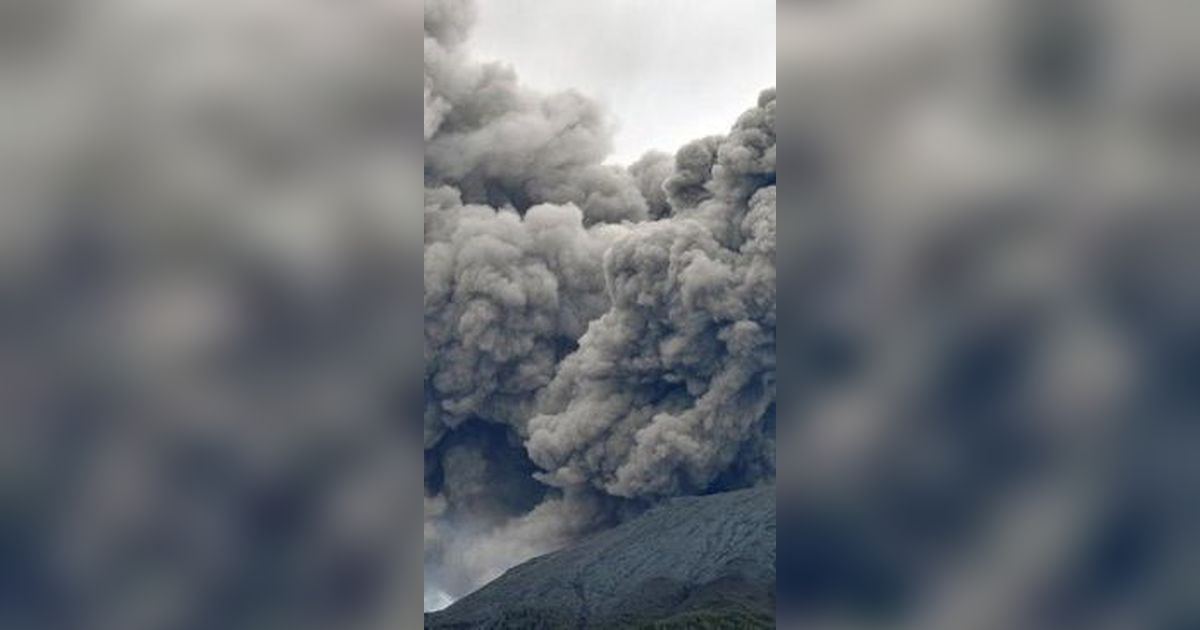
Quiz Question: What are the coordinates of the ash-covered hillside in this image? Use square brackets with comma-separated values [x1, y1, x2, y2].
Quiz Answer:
[425, 485, 775, 629]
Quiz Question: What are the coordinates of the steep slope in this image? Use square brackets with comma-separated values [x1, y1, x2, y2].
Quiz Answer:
[425, 485, 775, 629]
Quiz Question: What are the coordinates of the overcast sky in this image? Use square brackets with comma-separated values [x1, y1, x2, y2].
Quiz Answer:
[466, 0, 776, 165]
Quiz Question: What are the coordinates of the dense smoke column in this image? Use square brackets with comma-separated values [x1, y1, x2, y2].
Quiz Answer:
[421, 1, 638, 588]
[423, 198, 628, 443]
[423, 0, 646, 225]
[528, 91, 777, 500]
[423, 0, 776, 603]
[628, 151, 675, 220]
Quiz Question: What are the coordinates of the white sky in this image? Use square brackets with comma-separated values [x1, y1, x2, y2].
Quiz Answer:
[467, 0, 776, 165]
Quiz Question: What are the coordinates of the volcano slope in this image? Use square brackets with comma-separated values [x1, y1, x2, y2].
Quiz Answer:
[424, 485, 775, 629]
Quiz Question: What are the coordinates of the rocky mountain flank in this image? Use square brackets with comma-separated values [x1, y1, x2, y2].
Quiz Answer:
[425, 484, 775, 629]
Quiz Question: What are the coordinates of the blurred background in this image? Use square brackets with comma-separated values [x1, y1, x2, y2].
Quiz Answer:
[777, 0, 1200, 628]
[0, 1, 425, 629]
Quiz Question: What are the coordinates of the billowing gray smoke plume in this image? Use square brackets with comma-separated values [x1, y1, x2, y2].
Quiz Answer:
[424, 0, 646, 225]
[423, 0, 776, 604]
[528, 92, 776, 499]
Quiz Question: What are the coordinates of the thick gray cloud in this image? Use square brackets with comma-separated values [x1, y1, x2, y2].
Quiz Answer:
[423, 1, 647, 225]
[423, 0, 776, 604]
[527, 95, 777, 499]
[628, 150, 674, 220]
[424, 198, 628, 445]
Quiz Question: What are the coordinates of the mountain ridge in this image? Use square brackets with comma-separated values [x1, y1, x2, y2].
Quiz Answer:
[425, 484, 775, 629]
